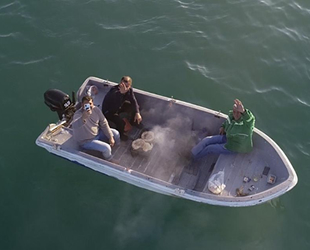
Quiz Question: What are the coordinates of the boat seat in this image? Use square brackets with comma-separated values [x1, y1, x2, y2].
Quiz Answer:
[77, 82, 111, 109]
[204, 148, 270, 196]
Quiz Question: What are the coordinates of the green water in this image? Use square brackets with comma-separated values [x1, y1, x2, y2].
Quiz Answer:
[1, 0, 310, 249]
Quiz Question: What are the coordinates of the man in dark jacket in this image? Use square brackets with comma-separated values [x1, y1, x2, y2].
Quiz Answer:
[102, 76, 142, 140]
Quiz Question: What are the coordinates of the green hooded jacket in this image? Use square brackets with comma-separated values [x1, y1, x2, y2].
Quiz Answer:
[222, 109, 255, 153]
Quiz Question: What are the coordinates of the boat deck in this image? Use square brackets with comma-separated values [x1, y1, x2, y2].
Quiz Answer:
[71, 78, 287, 197]
[45, 118, 289, 199]
[82, 124, 216, 192]
[108, 132, 275, 196]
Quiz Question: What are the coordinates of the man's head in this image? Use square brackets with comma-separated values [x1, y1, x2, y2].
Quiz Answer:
[120, 76, 132, 88]
[82, 95, 94, 111]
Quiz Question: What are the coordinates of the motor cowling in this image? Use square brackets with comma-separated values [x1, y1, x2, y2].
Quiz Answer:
[44, 89, 76, 122]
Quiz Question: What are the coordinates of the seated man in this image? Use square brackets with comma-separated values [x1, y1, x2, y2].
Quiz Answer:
[191, 99, 255, 160]
[102, 76, 142, 140]
[71, 95, 120, 160]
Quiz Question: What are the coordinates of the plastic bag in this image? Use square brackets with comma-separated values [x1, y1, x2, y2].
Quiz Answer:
[208, 170, 226, 195]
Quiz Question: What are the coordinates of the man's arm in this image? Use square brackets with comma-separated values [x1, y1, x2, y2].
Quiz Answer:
[242, 109, 255, 127]
[96, 107, 114, 140]
[71, 110, 87, 129]
[127, 88, 142, 124]
[127, 88, 140, 114]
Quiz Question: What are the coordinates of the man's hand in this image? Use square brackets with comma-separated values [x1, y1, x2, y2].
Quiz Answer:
[119, 83, 130, 94]
[85, 108, 92, 115]
[219, 127, 225, 135]
[82, 109, 91, 122]
[109, 137, 115, 147]
[233, 99, 245, 113]
[134, 113, 142, 124]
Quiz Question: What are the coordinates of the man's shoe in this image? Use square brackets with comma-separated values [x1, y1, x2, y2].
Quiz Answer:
[178, 151, 193, 162]
[184, 151, 193, 161]
[130, 121, 144, 129]
[135, 122, 144, 129]
[120, 134, 128, 141]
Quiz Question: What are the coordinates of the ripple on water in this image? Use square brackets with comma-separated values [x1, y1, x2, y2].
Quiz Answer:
[289, 1, 310, 15]
[296, 142, 310, 158]
[97, 15, 166, 32]
[0, 32, 20, 38]
[0, 1, 16, 12]
[152, 41, 176, 51]
[0, 1, 29, 18]
[267, 197, 285, 211]
[295, 98, 310, 108]
[184, 60, 255, 96]
[185, 61, 218, 82]
[270, 25, 309, 42]
[174, 0, 204, 10]
[253, 85, 288, 95]
[10, 55, 54, 66]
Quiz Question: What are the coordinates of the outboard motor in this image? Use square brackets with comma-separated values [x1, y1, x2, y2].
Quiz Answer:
[44, 89, 76, 124]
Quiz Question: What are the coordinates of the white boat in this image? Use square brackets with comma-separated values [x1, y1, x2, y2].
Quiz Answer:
[36, 76, 298, 207]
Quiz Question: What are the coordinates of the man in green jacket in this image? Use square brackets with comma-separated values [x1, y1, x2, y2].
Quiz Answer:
[191, 99, 255, 160]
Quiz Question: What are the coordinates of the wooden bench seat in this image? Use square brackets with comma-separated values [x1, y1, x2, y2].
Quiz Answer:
[204, 148, 271, 197]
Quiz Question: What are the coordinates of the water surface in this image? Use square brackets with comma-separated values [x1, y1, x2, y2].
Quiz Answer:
[1, 0, 310, 249]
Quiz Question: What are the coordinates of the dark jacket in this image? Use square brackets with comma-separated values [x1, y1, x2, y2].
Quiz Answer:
[102, 85, 140, 116]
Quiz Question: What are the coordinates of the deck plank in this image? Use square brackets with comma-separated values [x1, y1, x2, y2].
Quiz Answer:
[193, 155, 219, 191]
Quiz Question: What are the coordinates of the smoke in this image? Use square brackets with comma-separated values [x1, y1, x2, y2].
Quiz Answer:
[149, 113, 195, 161]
